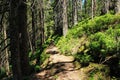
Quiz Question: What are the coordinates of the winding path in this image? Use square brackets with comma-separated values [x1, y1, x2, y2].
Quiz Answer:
[31, 45, 88, 80]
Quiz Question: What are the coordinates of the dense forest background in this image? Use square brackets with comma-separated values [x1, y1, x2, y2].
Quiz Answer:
[0, 0, 120, 80]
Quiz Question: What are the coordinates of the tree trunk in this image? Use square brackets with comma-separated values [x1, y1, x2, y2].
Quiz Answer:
[116, 0, 120, 13]
[93, 0, 96, 15]
[84, 0, 87, 14]
[92, 0, 96, 19]
[78, 0, 82, 20]
[62, 0, 68, 36]
[54, 0, 68, 36]
[72, 0, 78, 25]
[105, 0, 109, 13]
[39, 0, 44, 46]
[9, 0, 22, 79]
[17, 0, 30, 76]
[54, 0, 63, 36]
[100, 0, 109, 15]
[9, 0, 30, 79]
[36, 0, 44, 64]
[36, 0, 44, 46]
[31, 0, 36, 53]
[92, 0, 94, 19]
[3, 16, 9, 75]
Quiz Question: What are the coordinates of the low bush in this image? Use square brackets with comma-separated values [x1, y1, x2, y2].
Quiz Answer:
[56, 14, 120, 56]
[56, 14, 120, 74]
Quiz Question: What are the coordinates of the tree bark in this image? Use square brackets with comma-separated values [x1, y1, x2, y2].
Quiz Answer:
[78, 0, 83, 20]
[84, 0, 87, 14]
[31, 0, 36, 53]
[54, 0, 68, 36]
[17, 0, 30, 76]
[72, 0, 78, 25]
[9, 0, 22, 79]
[116, 0, 120, 13]
[92, 0, 96, 19]
[54, 0, 63, 36]
[9, 0, 30, 79]
[92, 0, 94, 19]
[62, 0, 68, 36]
[105, 0, 109, 13]
[39, 0, 44, 46]
[36, 0, 45, 64]
[3, 15, 9, 75]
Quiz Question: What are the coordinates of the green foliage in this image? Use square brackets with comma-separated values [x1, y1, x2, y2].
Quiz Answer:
[82, 14, 120, 35]
[29, 48, 50, 72]
[56, 14, 120, 69]
[0, 67, 6, 79]
[57, 36, 80, 55]
[89, 32, 116, 56]
[57, 14, 120, 55]
[34, 65, 41, 72]
[88, 27, 120, 64]
[88, 63, 110, 80]
[89, 69, 108, 80]
[74, 53, 93, 65]
[44, 35, 59, 47]
[40, 52, 50, 65]
[29, 49, 50, 63]
[29, 49, 40, 61]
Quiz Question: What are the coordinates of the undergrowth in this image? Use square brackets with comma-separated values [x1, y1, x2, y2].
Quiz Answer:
[56, 13, 120, 79]
[57, 13, 120, 55]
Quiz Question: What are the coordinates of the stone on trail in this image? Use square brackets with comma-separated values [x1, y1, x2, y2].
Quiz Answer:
[49, 54, 74, 64]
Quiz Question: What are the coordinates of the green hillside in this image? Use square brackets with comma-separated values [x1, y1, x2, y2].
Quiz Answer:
[56, 14, 120, 79]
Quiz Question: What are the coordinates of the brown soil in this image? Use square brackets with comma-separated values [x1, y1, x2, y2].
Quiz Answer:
[31, 45, 88, 80]
[30, 38, 111, 80]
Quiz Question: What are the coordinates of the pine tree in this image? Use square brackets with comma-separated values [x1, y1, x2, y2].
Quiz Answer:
[116, 0, 120, 13]
[72, 0, 78, 25]
[9, 0, 30, 79]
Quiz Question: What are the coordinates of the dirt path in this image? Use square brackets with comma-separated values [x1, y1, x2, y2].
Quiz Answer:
[31, 46, 88, 80]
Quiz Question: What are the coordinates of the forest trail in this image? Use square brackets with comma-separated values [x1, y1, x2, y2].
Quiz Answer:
[31, 45, 88, 80]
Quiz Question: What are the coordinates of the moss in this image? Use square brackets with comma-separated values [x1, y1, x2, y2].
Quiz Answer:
[74, 61, 81, 69]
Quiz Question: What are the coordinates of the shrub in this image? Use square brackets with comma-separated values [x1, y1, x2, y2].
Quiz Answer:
[74, 53, 93, 66]
[56, 13, 120, 61]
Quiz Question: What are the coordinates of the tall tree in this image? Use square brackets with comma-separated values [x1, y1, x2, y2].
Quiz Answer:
[44, 0, 54, 38]
[9, 0, 22, 79]
[31, 0, 36, 53]
[83, 0, 92, 18]
[9, 0, 30, 79]
[62, 0, 68, 36]
[77, 0, 83, 21]
[36, 0, 45, 64]
[18, 0, 30, 76]
[116, 0, 120, 13]
[92, 0, 94, 19]
[84, 0, 87, 14]
[54, 0, 68, 36]
[3, 12, 9, 75]
[38, 0, 44, 47]
[101, 0, 109, 15]
[54, 0, 63, 36]
[105, 0, 109, 13]
[72, 0, 78, 25]
[92, 0, 96, 19]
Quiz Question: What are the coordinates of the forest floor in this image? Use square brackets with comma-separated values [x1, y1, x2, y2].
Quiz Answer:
[31, 45, 88, 80]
